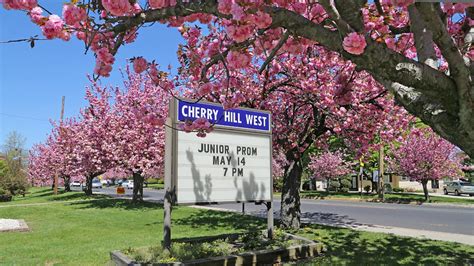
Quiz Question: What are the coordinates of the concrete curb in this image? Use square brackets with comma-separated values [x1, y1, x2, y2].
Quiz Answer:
[299, 196, 474, 209]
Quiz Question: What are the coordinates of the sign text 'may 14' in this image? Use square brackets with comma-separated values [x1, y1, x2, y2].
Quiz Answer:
[177, 100, 270, 132]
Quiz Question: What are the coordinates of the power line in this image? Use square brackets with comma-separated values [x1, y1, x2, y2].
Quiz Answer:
[0, 112, 51, 122]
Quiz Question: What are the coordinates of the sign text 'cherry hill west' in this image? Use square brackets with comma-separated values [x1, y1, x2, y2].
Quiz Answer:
[177, 100, 271, 132]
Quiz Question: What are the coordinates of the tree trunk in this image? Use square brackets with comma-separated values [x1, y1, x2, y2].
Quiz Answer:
[64, 176, 71, 192]
[132, 171, 144, 203]
[421, 180, 430, 202]
[84, 175, 93, 196]
[280, 159, 302, 229]
[326, 177, 330, 192]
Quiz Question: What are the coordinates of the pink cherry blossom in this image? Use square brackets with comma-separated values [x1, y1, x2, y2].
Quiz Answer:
[391, 0, 414, 8]
[343, 33, 367, 55]
[41, 15, 64, 39]
[62, 4, 86, 26]
[29, 6, 43, 25]
[133, 57, 148, 74]
[102, 0, 132, 16]
[2, 0, 36, 10]
[226, 50, 251, 69]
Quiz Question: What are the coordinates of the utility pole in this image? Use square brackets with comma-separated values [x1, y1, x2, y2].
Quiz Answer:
[359, 158, 364, 197]
[378, 145, 384, 201]
[54, 96, 65, 195]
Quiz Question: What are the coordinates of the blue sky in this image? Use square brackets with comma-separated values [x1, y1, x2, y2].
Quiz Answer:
[0, 5, 184, 149]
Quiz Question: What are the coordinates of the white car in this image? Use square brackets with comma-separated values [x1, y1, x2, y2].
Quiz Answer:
[126, 180, 134, 189]
[100, 179, 109, 186]
[91, 180, 102, 189]
[443, 181, 474, 196]
[71, 181, 81, 187]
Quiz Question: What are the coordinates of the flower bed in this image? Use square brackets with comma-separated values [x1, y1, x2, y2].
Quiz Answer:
[111, 230, 323, 265]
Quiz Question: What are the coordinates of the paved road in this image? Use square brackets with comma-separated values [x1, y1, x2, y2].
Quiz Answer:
[81, 187, 474, 237]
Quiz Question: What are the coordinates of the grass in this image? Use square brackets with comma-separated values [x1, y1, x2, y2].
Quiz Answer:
[146, 183, 164, 190]
[1, 188, 473, 265]
[298, 191, 474, 205]
[1, 187, 108, 205]
[298, 224, 474, 265]
[0, 189, 264, 265]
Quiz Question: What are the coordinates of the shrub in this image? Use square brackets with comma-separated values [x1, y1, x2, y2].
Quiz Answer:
[0, 188, 12, 202]
[393, 187, 405, 193]
[340, 177, 352, 192]
[384, 183, 393, 194]
[364, 185, 371, 194]
[273, 177, 283, 192]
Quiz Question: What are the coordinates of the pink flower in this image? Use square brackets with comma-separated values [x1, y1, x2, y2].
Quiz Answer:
[96, 48, 114, 65]
[230, 3, 245, 20]
[198, 83, 213, 95]
[342, 32, 367, 55]
[41, 15, 64, 39]
[251, 11, 272, 29]
[62, 4, 86, 25]
[133, 57, 148, 74]
[391, 0, 413, 7]
[226, 50, 251, 69]
[218, 0, 233, 14]
[2, 0, 36, 10]
[227, 24, 253, 43]
[29, 6, 43, 25]
[102, 0, 132, 16]
[149, 0, 166, 9]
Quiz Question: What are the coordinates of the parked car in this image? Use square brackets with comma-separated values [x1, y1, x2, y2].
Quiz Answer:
[121, 180, 129, 187]
[443, 181, 474, 196]
[71, 181, 81, 187]
[100, 179, 110, 186]
[92, 179, 102, 189]
[126, 180, 134, 189]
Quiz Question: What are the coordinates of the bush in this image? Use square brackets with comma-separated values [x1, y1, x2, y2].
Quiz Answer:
[329, 180, 340, 191]
[393, 187, 405, 193]
[273, 177, 283, 192]
[0, 188, 12, 202]
[364, 185, 372, 194]
[384, 183, 393, 194]
[340, 178, 351, 192]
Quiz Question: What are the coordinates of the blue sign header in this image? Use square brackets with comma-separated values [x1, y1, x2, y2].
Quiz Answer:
[177, 100, 271, 132]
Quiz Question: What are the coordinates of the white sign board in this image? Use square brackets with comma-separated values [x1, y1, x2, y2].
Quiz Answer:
[175, 130, 272, 203]
[165, 99, 272, 204]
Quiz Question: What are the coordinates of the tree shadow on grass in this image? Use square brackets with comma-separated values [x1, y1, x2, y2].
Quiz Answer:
[300, 224, 474, 265]
[173, 209, 266, 232]
[68, 198, 162, 210]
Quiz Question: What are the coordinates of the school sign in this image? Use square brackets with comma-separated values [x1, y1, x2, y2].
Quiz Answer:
[165, 99, 273, 204]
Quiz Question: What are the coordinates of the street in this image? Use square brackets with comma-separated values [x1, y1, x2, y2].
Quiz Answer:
[84, 187, 474, 239]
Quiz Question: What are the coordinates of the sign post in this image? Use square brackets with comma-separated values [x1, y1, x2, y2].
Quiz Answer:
[164, 98, 273, 247]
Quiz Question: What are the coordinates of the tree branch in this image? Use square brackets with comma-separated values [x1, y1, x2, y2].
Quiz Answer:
[258, 30, 290, 74]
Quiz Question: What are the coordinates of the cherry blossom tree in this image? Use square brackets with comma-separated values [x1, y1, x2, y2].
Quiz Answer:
[73, 86, 116, 195]
[179, 40, 409, 228]
[390, 127, 463, 201]
[28, 119, 82, 191]
[109, 68, 168, 202]
[2, 0, 473, 158]
[308, 150, 352, 192]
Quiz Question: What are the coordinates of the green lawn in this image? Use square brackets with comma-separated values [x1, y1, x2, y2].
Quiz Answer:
[1, 187, 108, 205]
[1, 188, 473, 265]
[298, 224, 474, 265]
[298, 191, 474, 205]
[146, 183, 164, 190]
